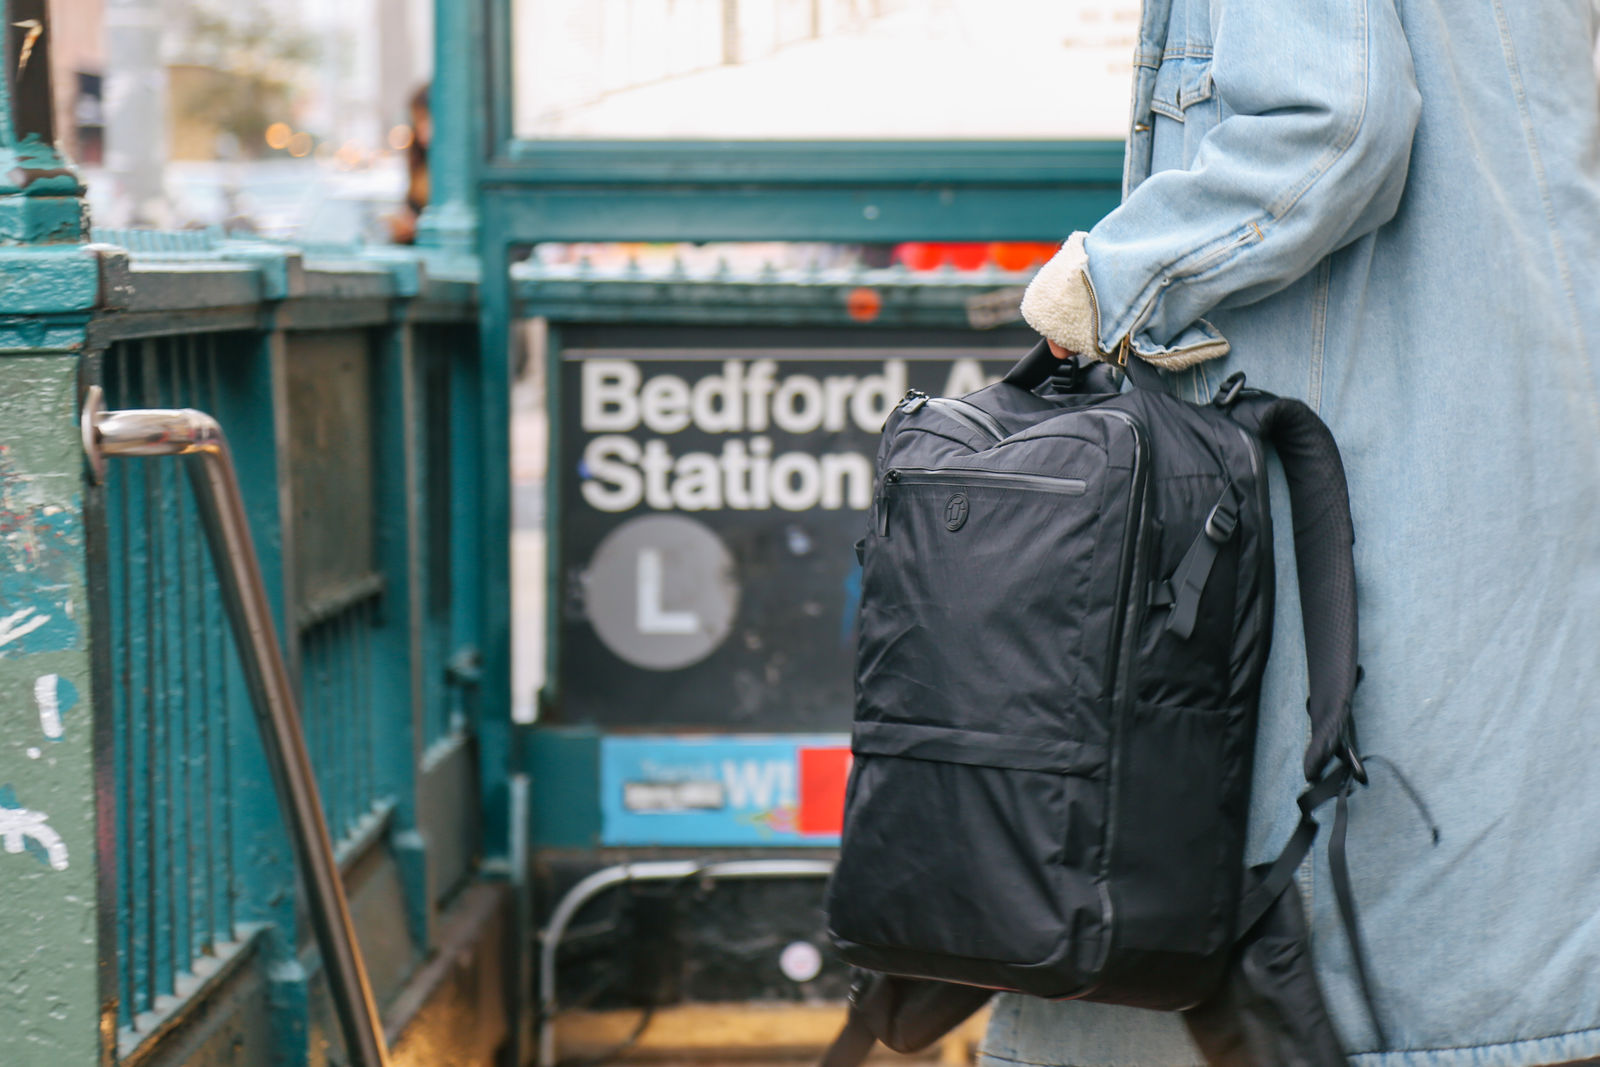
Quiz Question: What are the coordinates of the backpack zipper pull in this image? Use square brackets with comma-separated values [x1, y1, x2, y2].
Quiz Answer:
[900, 390, 929, 414]
[877, 470, 900, 535]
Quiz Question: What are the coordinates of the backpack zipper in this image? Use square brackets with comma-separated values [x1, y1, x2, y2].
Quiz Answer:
[899, 390, 1007, 443]
[876, 467, 1089, 536]
[1080, 408, 1149, 984]
[926, 397, 1006, 442]
[888, 468, 1087, 495]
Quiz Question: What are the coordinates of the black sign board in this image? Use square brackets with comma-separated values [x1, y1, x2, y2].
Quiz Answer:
[554, 324, 1030, 731]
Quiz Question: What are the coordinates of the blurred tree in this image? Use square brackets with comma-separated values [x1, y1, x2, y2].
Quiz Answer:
[169, 2, 319, 159]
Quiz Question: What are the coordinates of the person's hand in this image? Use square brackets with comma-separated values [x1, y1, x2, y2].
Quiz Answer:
[1047, 339, 1073, 361]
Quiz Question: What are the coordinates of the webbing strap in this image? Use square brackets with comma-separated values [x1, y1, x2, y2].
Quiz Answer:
[1330, 782, 1387, 1048]
[1235, 764, 1391, 1050]
[820, 1007, 878, 1067]
[1122, 352, 1169, 393]
[1162, 484, 1239, 640]
[1235, 770, 1347, 935]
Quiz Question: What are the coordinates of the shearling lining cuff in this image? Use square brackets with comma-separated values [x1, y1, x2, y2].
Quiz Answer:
[1019, 235, 1232, 370]
[1020, 232, 1100, 358]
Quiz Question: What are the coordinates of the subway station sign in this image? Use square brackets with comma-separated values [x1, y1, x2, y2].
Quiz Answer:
[600, 734, 852, 847]
[555, 325, 1027, 731]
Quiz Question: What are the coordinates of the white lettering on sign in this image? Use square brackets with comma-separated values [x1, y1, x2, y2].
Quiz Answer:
[582, 360, 643, 432]
[581, 359, 905, 436]
[581, 435, 873, 514]
[636, 548, 700, 635]
[577, 358, 920, 514]
[721, 759, 796, 810]
[624, 780, 726, 812]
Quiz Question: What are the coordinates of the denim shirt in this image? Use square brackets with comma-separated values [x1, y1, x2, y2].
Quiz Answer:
[982, 0, 1600, 1065]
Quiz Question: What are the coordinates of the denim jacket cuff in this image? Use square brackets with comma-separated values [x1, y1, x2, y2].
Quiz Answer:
[1023, 235, 1232, 370]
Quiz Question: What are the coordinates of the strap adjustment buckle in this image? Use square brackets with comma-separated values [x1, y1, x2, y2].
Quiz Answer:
[1212, 371, 1247, 408]
[1204, 498, 1239, 543]
[1337, 717, 1368, 785]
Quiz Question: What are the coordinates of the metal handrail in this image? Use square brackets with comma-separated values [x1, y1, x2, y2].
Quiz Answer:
[82, 387, 392, 1067]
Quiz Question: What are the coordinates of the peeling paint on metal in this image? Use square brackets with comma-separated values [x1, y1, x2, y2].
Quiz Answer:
[33, 672, 69, 739]
[0, 783, 67, 870]
[0, 447, 83, 657]
[0, 356, 99, 1064]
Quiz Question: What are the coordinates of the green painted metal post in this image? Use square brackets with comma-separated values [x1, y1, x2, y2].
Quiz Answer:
[0, 5, 110, 1062]
[417, 0, 481, 254]
[0, 358, 106, 1066]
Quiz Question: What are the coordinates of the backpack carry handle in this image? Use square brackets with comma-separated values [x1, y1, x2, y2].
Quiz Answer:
[1007, 337, 1170, 394]
[1002, 338, 1063, 389]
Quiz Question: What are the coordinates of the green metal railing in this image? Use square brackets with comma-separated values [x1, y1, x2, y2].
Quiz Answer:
[0, 213, 490, 1061]
[101, 334, 248, 1032]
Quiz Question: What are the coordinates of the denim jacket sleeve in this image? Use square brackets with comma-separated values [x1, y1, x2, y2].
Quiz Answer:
[1084, 0, 1422, 361]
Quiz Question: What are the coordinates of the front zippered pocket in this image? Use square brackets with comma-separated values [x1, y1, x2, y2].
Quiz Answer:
[878, 466, 1089, 535]
[926, 397, 1006, 442]
[900, 391, 1008, 443]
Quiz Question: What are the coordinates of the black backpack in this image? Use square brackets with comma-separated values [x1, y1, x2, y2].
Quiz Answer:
[823, 342, 1400, 1066]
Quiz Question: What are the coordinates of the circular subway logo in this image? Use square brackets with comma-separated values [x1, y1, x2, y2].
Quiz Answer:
[944, 493, 970, 532]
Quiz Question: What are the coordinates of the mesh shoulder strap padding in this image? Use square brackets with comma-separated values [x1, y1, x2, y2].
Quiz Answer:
[1228, 395, 1359, 782]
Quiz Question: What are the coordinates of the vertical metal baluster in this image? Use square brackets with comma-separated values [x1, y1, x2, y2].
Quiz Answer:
[351, 609, 362, 823]
[361, 600, 375, 810]
[340, 612, 352, 825]
[334, 615, 348, 831]
[140, 339, 165, 1008]
[300, 624, 315, 832]
[349, 607, 362, 814]
[346, 610, 360, 823]
[206, 341, 235, 938]
[320, 620, 335, 836]
[186, 339, 211, 955]
[326, 620, 342, 839]
[170, 345, 195, 973]
[188, 337, 215, 953]
[338, 617, 351, 837]
[307, 623, 326, 840]
[159, 341, 179, 995]
[113, 344, 137, 1029]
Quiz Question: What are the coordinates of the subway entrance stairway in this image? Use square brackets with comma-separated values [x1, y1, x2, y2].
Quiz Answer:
[0, 1, 1124, 1061]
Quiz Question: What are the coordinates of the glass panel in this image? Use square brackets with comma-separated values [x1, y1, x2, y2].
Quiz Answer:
[512, 0, 1139, 140]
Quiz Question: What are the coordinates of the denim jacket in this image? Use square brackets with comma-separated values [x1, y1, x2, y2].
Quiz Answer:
[984, 0, 1600, 1064]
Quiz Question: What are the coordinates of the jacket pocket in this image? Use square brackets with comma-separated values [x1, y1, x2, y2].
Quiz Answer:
[1149, 55, 1216, 123]
[1148, 55, 1219, 170]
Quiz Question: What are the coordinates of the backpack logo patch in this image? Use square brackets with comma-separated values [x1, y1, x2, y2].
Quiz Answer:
[944, 494, 970, 531]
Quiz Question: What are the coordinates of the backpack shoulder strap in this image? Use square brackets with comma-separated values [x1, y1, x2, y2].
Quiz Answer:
[1225, 391, 1392, 1046]
[820, 1005, 879, 1067]
[1226, 393, 1361, 783]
